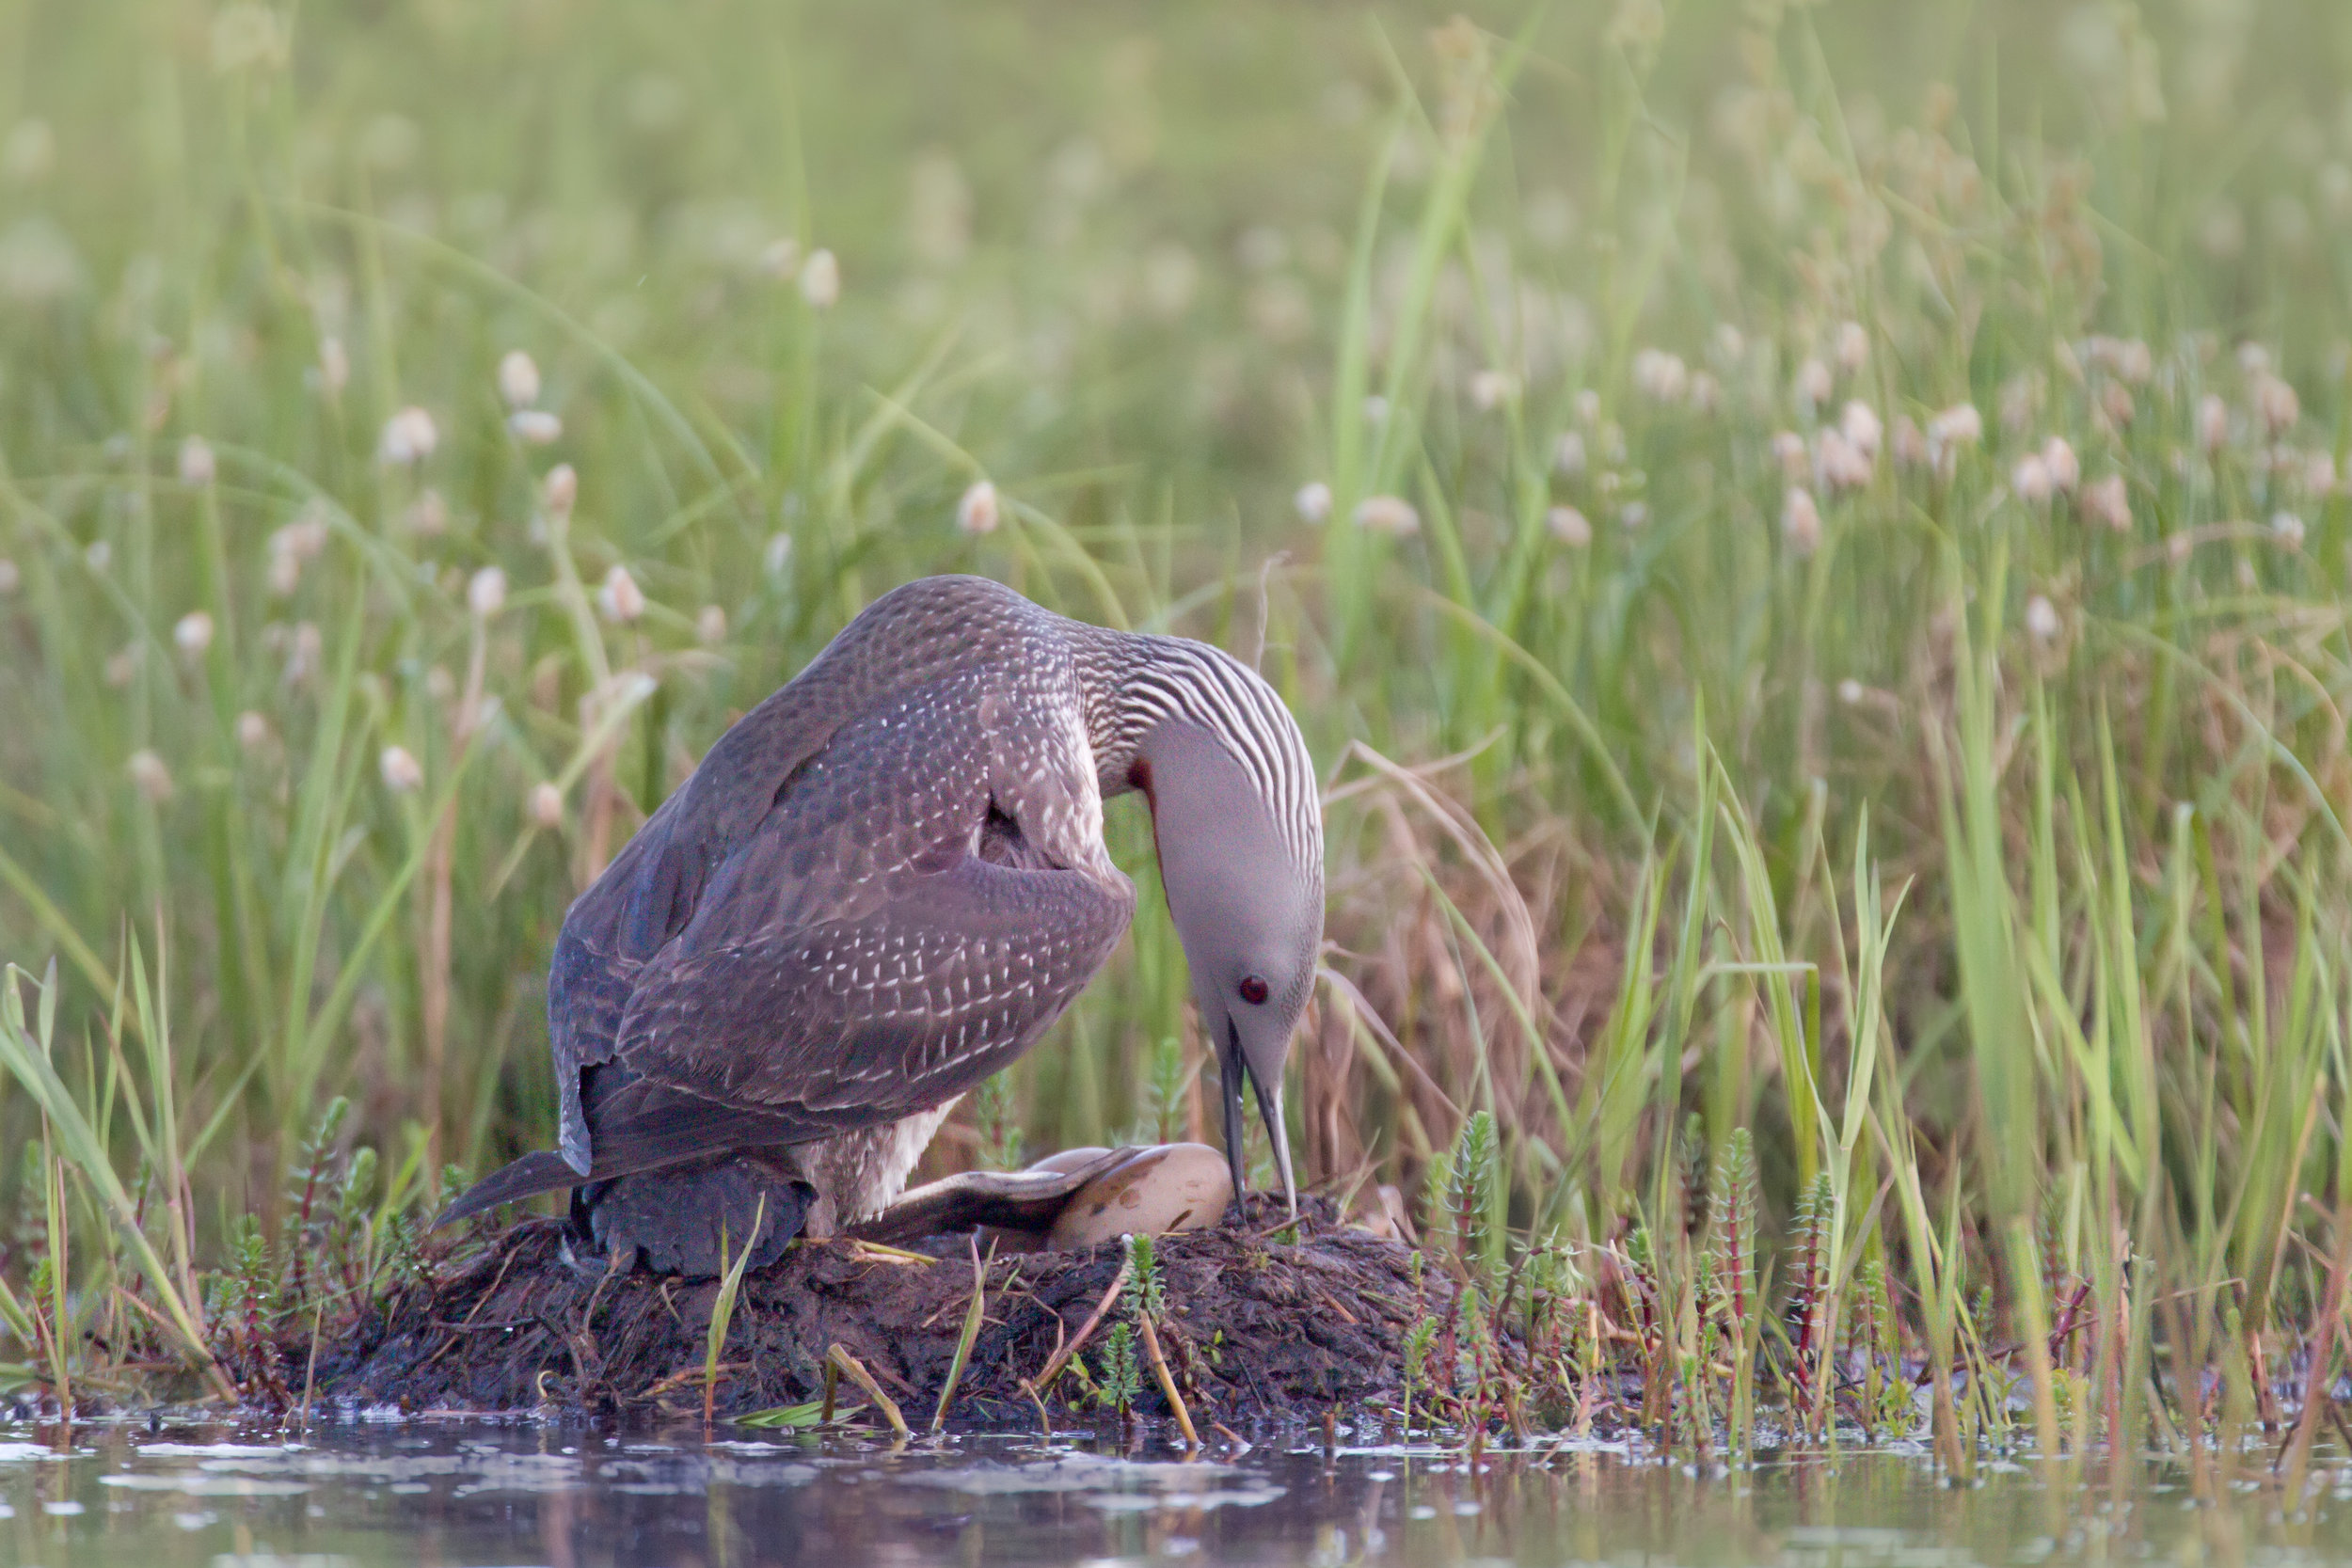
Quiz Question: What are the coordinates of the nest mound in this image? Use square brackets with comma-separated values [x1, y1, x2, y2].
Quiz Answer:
[314, 1197, 1448, 1425]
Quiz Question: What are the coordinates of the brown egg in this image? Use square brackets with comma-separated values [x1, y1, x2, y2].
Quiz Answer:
[1044, 1143, 1232, 1250]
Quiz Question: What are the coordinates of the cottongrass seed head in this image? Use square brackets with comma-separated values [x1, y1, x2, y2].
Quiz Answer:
[2042, 436, 2080, 493]
[2011, 452, 2055, 507]
[1793, 356, 1833, 411]
[2272, 510, 2307, 551]
[1293, 481, 1332, 523]
[543, 463, 579, 517]
[380, 745, 423, 794]
[799, 247, 840, 309]
[377, 405, 437, 466]
[529, 781, 565, 830]
[234, 710, 269, 752]
[1781, 486, 1822, 556]
[2025, 594, 2061, 643]
[173, 610, 213, 657]
[597, 563, 645, 623]
[507, 409, 562, 445]
[498, 349, 541, 409]
[2081, 473, 2132, 531]
[1470, 369, 1518, 410]
[468, 565, 507, 619]
[1552, 430, 1587, 478]
[127, 749, 173, 802]
[1631, 348, 1688, 404]
[1834, 320, 1868, 376]
[1353, 494, 1421, 537]
[2198, 393, 2230, 453]
[177, 435, 215, 486]
[957, 480, 1000, 535]
[1547, 504, 1591, 546]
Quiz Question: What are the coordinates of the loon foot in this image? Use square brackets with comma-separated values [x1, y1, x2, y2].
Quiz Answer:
[578, 1151, 813, 1280]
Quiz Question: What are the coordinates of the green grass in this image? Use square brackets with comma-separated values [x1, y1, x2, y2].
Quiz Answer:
[7, 0, 2352, 1458]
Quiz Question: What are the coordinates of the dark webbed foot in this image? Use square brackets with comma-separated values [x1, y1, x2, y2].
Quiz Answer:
[578, 1152, 813, 1279]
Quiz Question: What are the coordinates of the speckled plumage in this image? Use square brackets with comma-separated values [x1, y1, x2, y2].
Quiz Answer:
[442, 574, 1323, 1273]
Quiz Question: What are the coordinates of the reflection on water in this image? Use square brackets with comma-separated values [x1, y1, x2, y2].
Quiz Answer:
[0, 1414, 2342, 1566]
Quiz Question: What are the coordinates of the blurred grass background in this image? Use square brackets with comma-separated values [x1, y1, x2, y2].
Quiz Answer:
[9, 0, 2352, 1443]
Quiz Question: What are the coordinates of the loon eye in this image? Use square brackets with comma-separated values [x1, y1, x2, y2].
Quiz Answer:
[1238, 975, 1270, 1006]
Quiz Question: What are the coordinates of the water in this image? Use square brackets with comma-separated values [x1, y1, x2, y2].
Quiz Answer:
[0, 1417, 2343, 1566]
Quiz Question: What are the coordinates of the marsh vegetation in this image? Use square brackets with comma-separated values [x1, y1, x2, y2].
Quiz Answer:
[4, 0, 2352, 1481]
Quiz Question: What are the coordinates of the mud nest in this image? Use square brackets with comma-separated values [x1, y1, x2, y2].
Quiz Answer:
[313, 1196, 1449, 1426]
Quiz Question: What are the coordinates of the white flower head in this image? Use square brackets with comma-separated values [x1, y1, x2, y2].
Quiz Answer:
[127, 749, 173, 802]
[696, 604, 727, 644]
[2011, 453, 2054, 507]
[468, 565, 507, 619]
[1927, 403, 1983, 460]
[507, 409, 562, 445]
[2081, 473, 2132, 532]
[1892, 415, 1928, 468]
[2306, 450, 2338, 497]
[543, 464, 579, 517]
[2272, 510, 2307, 551]
[1547, 504, 1592, 546]
[799, 247, 840, 309]
[1469, 369, 1518, 410]
[1293, 481, 1333, 524]
[497, 349, 541, 410]
[957, 480, 1000, 535]
[1816, 429, 1873, 493]
[1793, 356, 1833, 411]
[1781, 486, 1822, 556]
[173, 610, 214, 656]
[377, 405, 438, 466]
[1834, 320, 1868, 376]
[1839, 400, 1883, 460]
[2255, 373, 2300, 436]
[1631, 348, 1688, 404]
[1553, 430, 1588, 478]
[1352, 494, 1420, 536]
[763, 531, 793, 578]
[2025, 594, 2061, 643]
[177, 436, 215, 486]
[529, 781, 565, 829]
[234, 710, 270, 752]
[2197, 392, 2230, 453]
[756, 237, 801, 281]
[1772, 430, 1809, 481]
[379, 745, 423, 794]
[1837, 677, 1866, 705]
[597, 563, 645, 624]
[2041, 436, 2080, 493]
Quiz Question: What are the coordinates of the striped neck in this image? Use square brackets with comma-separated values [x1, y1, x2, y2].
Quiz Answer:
[1074, 628, 1323, 877]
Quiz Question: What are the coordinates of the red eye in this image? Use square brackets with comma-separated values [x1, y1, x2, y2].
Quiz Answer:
[1238, 975, 1270, 1006]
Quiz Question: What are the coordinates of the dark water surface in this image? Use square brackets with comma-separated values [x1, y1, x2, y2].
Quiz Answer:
[0, 1416, 2332, 1566]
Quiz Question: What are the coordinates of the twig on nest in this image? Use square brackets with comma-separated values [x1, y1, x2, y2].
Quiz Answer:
[827, 1342, 909, 1435]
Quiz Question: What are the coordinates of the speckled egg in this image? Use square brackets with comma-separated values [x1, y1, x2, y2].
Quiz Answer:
[1044, 1142, 1232, 1249]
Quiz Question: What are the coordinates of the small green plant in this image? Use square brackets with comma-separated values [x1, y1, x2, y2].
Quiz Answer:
[1092, 1322, 1142, 1418]
[1402, 1314, 1439, 1436]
